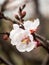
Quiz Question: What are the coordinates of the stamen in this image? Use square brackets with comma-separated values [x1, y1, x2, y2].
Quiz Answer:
[21, 36, 31, 44]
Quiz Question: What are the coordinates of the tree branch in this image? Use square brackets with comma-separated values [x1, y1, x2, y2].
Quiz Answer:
[41, 54, 49, 65]
[0, 32, 49, 52]
[34, 33, 49, 52]
[0, 56, 13, 65]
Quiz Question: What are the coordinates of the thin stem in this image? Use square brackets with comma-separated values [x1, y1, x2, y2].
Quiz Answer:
[3, 15, 23, 25]
[0, 56, 13, 65]
[34, 33, 49, 52]
[34, 33, 49, 44]
[41, 54, 49, 65]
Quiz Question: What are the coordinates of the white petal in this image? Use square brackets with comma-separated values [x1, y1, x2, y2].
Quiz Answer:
[10, 28, 23, 40]
[9, 29, 19, 40]
[16, 43, 26, 52]
[9, 30, 15, 39]
[23, 21, 32, 30]
[28, 33, 33, 41]
[11, 40, 17, 45]
[33, 18, 40, 30]
[11, 30, 28, 46]
[12, 29, 24, 42]
[10, 29, 18, 39]
[23, 18, 40, 30]
[13, 24, 19, 29]
[26, 41, 37, 52]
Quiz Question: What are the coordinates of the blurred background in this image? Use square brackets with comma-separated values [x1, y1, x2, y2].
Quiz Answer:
[0, 0, 49, 65]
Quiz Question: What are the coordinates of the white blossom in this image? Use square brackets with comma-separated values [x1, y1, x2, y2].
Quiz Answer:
[23, 18, 40, 33]
[10, 24, 37, 52]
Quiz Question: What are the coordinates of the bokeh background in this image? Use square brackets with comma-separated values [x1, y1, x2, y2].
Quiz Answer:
[0, 0, 49, 65]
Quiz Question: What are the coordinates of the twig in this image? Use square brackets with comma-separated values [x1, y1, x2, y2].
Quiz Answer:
[0, 56, 13, 65]
[1, 0, 9, 12]
[4, 16, 23, 25]
[34, 33, 49, 52]
[41, 54, 49, 65]
[0, 4, 26, 25]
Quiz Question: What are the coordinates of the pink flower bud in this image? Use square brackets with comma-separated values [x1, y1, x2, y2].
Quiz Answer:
[3, 34, 9, 40]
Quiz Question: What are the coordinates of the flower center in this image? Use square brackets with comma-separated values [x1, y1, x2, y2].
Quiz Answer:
[30, 29, 36, 33]
[21, 36, 31, 44]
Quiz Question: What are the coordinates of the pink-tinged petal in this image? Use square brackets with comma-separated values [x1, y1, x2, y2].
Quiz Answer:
[10, 23, 23, 40]
[33, 18, 40, 30]
[23, 21, 33, 30]
[26, 41, 37, 52]
[23, 18, 40, 31]
[13, 24, 19, 29]
[16, 43, 26, 52]
[10, 29, 19, 39]
[11, 40, 17, 45]
[9, 30, 15, 39]
[12, 29, 24, 41]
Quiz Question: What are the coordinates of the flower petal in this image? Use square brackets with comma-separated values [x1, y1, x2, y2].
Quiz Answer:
[26, 41, 37, 52]
[12, 29, 24, 42]
[16, 43, 26, 52]
[10, 27, 23, 40]
[23, 18, 40, 31]
[9, 30, 15, 39]
[13, 24, 19, 29]
[11, 40, 17, 45]
[23, 20, 32, 30]
[33, 18, 40, 30]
